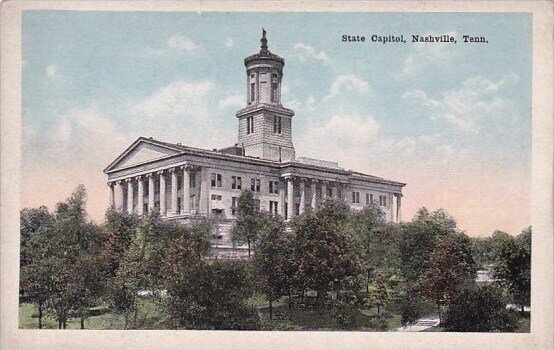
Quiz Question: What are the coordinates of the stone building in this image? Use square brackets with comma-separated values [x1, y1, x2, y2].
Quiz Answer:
[104, 30, 405, 258]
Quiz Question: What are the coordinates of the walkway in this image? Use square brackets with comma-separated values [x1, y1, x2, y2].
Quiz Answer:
[395, 315, 440, 332]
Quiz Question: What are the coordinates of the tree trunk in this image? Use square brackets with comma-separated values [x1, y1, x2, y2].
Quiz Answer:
[269, 299, 273, 320]
[366, 269, 371, 293]
[38, 302, 43, 329]
[436, 301, 442, 325]
[521, 304, 525, 314]
[81, 317, 85, 329]
[248, 240, 251, 257]
[63, 320, 67, 329]
[58, 319, 62, 329]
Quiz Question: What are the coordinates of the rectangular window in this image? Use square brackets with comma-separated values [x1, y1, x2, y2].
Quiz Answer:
[273, 116, 282, 134]
[379, 195, 387, 206]
[231, 176, 242, 190]
[295, 203, 300, 216]
[246, 116, 254, 134]
[250, 83, 255, 102]
[190, 173, 196, 188]
[211, 173, 222, 187]
[190, 195, 196, 210]
[269, 201, 278, 216]
[271, 74, 278, 102]
[231, 197, 238, 216]
[251, 178, 261, 192]
[269, 180, 279, 194]
[326, 188, 333, 198]
[352, 192, 360, 204]
[366, 193, 370, 205]
[211, 194, 222, 201]
[254, 199, 261, 211]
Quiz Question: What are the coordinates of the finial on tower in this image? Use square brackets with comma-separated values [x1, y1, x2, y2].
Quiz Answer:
[260, 28, 268, 52]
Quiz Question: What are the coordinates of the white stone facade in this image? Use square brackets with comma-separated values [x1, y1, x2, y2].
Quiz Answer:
[104, 31, 405, 258]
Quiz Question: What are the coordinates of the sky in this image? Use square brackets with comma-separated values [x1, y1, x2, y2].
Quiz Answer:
[21, 11, 531, 237]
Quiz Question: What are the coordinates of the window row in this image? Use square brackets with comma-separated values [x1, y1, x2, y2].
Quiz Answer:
[211, 173, 279, 194]
[351, 191, 389, 207]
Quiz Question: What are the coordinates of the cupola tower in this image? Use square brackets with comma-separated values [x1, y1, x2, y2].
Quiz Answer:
[236, 29, 295, 162]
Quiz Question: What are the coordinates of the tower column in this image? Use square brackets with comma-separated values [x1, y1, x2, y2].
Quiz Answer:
[147, 174, 155, 213]
[114, 180, 124, 212]
[299, 179, 306, 215]
[126, 179, 134, 214]
[159, 171, 166, 215]
[279, 179, 286, 217]
[286, 177, 294, 220]
[170, 168, 178, 215]
[311, 180, 318, 209]
[396, 194, 402, 223]
[137, 176, 144, 215]
[108, 182, 115, 208]
[181, 165, 191, 214]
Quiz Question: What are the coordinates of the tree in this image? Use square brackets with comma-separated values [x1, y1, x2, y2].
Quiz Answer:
[42, 185, 104, 329]
[444, 283, 517, 332]
[371, 270, 390, 318]
[419, 233, 476, 324]
[292, 201, 362, 304]
[398, 208, 458, 283]
[399, 289, 422, 328]
[351, 205, 392, 292]
[19, 206, 54, 328]
[232, 190, 263, 256]
[493, 227, 531, 313]
[253, 213, 293, 319]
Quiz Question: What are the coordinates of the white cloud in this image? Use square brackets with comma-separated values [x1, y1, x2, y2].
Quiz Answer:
[292, 43, 331, 64]
[403, 74, 520, 135]
[225, 37, 234, 47]
[46, 64, 58, 78]
[400, 32, 458, 77]
[218, 94, 243, 109]
[324, 74, 371, 101]
[167, 35, 199, 52]
[128, 81, 214, 121]
[306, 96, 316, 111]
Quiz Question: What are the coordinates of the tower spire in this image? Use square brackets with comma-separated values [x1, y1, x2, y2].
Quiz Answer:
[260, 28, 268, 52]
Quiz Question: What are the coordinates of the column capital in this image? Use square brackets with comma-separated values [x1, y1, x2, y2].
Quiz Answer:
[145, 173, 154, 178]
[157, 170, 165, 176]
[135, 175, 143, 181]
[169, 167, 177, 173]
[125, 178, 133, 183]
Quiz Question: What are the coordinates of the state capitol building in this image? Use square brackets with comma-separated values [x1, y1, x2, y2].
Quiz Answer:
[104, 31, 405, 257]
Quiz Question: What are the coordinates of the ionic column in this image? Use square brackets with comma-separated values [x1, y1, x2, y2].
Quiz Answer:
[396, 194, 402, 223]
[286, 177, 294, 220]
[108, 182, 115, 208]
[170, 168, 178, 215]
[299, 179, 306, 215]
[181, 166, 191, 214]
[148, 174, 155, 213]
[126, 179, 134, 214]
[311, 181, 317, 209]
[199, 167, 209, 214]
[137, 176, 144, 215]
[114, 180, 124, 212]
[279, 180, 286, 217]
[159, 171, 167, 216]
[333, 184, 339, 201]
[321, 181, 327, 201]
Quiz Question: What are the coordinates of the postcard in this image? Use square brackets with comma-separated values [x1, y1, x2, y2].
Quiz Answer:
[1, 1, 552, 349]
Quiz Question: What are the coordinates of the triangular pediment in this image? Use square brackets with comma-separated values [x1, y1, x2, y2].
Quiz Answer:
[105, 137, 181, 172]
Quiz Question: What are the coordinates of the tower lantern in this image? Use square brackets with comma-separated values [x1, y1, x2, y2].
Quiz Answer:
[236, 29, 295, 162]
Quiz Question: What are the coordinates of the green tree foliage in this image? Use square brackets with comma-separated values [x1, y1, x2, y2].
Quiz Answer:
[371, 270, 390, 318]
[399, 289, 422, 327]
[399, 208, 458, 283]
[20, 185, 104, 329]
[493, 227, 531, 312]
[253, 213, 294, 319]
[419, 233, 476, 323]
[165, 258, 259, 330]
[444, 283, 517, 332]
[292, 201, 362, 303]
[232, 190, 263, 256]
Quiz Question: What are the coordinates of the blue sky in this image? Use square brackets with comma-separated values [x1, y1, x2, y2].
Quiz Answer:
[21, 11, 531, 236]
